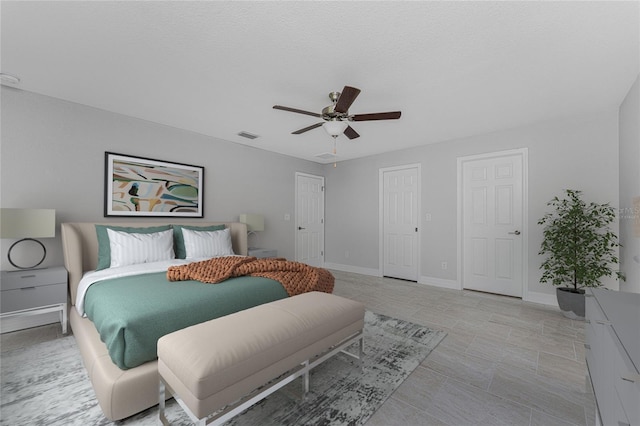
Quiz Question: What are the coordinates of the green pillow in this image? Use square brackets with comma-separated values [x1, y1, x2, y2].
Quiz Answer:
[95, 225, 172, 270]
[172, 224, 225, 259]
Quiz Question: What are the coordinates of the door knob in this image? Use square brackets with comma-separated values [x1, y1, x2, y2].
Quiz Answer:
[298, 226, 306, 230]
[508, 230, 521, 235]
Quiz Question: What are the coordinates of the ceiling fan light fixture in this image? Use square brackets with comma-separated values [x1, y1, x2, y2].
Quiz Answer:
[322, 120, 348, 137]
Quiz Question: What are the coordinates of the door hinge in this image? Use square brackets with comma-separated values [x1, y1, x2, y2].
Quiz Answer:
[321, 218, 324, 224]
[321, 186, 325, 191]
[321, 250, 324, 256]
[415, 227, 418, 232]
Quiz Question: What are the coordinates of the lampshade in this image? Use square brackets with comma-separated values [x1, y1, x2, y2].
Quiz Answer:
[323, 120, 348, 137]
[239, 214, 264, 232]
[0, 208, 56, 239]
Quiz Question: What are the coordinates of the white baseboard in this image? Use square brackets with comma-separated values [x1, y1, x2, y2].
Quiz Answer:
[1, 311, 60, 334]
[323, 262, 380, 277]
[523, 291, 559, 307]
[419, 276, 461, 290]
[325, 267, 462, 291]
[323, 265, 559, 309]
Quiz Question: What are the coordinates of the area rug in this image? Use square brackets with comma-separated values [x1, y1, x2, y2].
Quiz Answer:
[1, 311, 446, 425]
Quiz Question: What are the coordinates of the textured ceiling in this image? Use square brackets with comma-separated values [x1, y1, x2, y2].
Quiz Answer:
[1, 1, 638, 164]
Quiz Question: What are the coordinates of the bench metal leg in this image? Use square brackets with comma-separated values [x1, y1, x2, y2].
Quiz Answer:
[338, 333, 364, 370]
[159, 380, 168, 426]
[302, 360, 310, 399]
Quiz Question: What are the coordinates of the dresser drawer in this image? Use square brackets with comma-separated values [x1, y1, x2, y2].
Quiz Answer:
[585, 293, 606, 387]
[585, 294, 607, 322]
[611, 332, 640, 425]
[1, 283, 67, 313]
[588, 289, 640, 426]
[1, 267, 67, 291]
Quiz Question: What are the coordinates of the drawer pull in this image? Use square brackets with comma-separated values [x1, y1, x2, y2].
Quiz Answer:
[584, 344, 591, 350]
[20, 275, 36, 279]
[621, 373, 640, 383]
[20, 286, 36, 290]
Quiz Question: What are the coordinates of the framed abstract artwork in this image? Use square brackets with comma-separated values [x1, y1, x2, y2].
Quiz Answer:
[104, 152, 204, 217]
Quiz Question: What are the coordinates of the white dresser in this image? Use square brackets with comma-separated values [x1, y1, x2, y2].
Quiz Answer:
[585, 288, 640, 426]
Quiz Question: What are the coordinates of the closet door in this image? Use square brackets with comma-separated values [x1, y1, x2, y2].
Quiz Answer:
[295, 173, 324, 267]
[460, 150, 526, 297]
[382, 166, 419, 281]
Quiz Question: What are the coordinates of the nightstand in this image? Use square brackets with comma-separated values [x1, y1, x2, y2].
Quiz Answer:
[248, 248, 278, 259]
[1, 266, 68, 334]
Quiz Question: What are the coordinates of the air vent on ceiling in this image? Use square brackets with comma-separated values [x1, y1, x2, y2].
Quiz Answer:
[315, 152, 337, 160]
[237, 131, 259, 140]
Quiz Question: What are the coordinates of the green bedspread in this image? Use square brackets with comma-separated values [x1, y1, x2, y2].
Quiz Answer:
[83, 272, 288, 370]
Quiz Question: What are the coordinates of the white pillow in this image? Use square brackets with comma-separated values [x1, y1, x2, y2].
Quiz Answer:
[182, 227, 235, 259]
[107, 228, 174, 268]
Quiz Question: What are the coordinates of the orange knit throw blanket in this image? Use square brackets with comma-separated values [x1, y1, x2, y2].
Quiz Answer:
[167, 256, 334, 296]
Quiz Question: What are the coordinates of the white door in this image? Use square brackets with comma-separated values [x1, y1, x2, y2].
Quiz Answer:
[295, 173, 324, 267]
[382, 166, 419, 281]
[461, 152, 525, 297]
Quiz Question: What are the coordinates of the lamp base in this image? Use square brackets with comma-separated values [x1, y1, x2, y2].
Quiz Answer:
[7, 238, 47, 269]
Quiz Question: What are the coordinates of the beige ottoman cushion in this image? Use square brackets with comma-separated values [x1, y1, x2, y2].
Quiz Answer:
[157, 291, 365, 419]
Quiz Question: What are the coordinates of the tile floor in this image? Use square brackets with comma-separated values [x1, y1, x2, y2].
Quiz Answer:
[1, 270, 595, 426]
[330, 271, 595, 426]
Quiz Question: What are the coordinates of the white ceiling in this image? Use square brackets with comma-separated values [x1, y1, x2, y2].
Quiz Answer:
[2, 1, 638, 164]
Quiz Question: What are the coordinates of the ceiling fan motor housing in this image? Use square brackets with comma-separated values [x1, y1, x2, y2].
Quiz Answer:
[322, 104, 348, 121]
[323, 90, 352, 120]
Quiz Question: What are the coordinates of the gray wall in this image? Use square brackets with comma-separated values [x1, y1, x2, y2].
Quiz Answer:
[322, 109, 621, 300]
[619, 73, 640, 293]
[0, 87, 322, 269]
[1, 84, 631, 301]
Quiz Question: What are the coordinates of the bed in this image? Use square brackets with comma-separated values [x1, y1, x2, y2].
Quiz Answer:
[61, 221, 331, 421]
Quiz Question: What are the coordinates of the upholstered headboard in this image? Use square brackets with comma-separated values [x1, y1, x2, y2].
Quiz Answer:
[61, 221, 248, 306]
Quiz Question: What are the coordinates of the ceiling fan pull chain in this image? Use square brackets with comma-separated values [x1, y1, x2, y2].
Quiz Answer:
[333, 136, 337, 168]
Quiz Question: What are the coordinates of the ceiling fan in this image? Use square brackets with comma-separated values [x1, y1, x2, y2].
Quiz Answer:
[273, 86, 401, 140]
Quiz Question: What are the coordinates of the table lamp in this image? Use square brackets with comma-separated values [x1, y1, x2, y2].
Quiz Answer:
[239, 214, 264, 249]
[0, 208, 56, 269]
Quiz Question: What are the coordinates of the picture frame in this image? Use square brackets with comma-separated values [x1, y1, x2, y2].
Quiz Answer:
[104, 152, 204, 217]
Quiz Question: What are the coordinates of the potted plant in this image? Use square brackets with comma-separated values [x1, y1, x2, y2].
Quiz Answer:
[538, 189, 624, 319]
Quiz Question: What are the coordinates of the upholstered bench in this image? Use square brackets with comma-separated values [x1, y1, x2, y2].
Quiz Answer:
[157, 291, 365, 426]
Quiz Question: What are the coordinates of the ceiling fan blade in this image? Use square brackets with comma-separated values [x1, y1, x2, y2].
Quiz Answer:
[344, 125, 360, 140]
[273, 105, 322, 118]
[335, 86, 361, 113]
[352, 111, 401, 121]
[292, 122, 324, 134]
